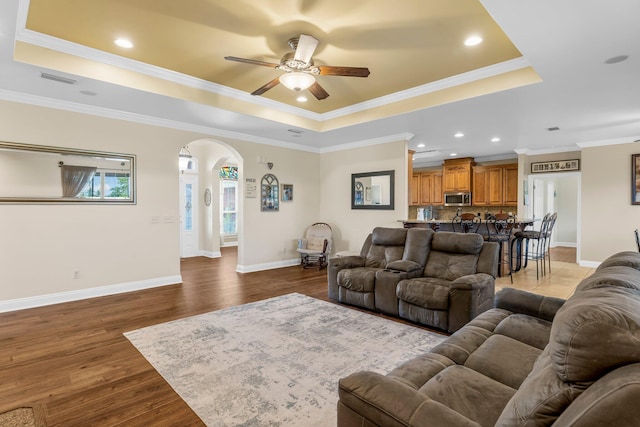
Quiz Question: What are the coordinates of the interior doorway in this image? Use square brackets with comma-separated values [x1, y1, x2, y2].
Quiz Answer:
[526, 172, 580, 259]
[178, 140, 243, 264]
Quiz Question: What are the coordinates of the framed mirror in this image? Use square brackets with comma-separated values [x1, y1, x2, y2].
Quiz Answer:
[261, 173, 279, 211]
[0, 141, 136, 204]
[351, 170, 395, 210]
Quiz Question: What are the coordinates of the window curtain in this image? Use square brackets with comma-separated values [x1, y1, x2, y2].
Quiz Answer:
[61, 165, 97, 198]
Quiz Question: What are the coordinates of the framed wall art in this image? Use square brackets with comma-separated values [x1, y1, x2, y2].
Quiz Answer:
[281, 184, 293, 201]
[632, 154, 640, 205]
[531, 159, 580, 173]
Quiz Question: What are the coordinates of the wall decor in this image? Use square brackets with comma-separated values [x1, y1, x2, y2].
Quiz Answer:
[204, 188, 212, 206]
[261, 174, 279, 211]
[245, 178, 257, 198]
[531, 159, 580, 173]
[0, 140, 136, 204]
[351, 170, 394, 210]
[281, 183, 293, 201]
[632, 154, 640, 205]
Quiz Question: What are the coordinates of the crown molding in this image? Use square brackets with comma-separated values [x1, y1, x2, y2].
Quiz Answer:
[318, 133, 414, 153]
[576, 136, 640, 148]
[14, 0, 530, 124]
[0, 88, 419, 155]
[514, 145, 581, 156]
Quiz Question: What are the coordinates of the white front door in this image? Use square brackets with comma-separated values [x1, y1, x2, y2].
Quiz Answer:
[179, 174, 199, 258]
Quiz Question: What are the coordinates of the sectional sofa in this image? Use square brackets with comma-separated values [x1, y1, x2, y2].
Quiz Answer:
[328, 227, 499, 333]
[337, 251, 640, 426]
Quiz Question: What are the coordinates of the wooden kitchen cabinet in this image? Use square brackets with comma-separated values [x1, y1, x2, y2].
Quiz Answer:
[411, 171, 443, 206]
[472, 163, 518, 206]
[443, 157, 474, 192]
[411, 174, 420, 206]
[503, 164, 518, 205]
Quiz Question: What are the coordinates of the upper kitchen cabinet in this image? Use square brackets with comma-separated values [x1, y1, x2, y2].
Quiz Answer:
[472, 163, 518, 206]
[443, 157, 474, 192]
[411, 171, 443, 206]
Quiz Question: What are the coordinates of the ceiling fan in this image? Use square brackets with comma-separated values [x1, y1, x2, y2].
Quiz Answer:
[224, 34, 370, 100]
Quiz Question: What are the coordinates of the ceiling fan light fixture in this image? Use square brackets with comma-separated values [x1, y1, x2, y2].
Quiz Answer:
[279, 72, 315, 91]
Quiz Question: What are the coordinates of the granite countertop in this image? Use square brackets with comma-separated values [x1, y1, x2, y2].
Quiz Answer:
[402, 218, 535, 224]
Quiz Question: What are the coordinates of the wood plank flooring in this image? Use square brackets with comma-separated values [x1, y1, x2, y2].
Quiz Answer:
[0, 246, 588, 426]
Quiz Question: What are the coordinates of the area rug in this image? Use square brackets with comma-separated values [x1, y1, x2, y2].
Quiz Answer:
[124, 293, 445, 426]
[0, 404, 47, 427]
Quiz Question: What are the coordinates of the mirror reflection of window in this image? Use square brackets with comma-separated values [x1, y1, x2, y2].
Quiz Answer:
[351, 170, 394, 210]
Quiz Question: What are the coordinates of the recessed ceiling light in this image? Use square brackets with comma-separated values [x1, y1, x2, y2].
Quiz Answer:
[491, 137, 500, 142]
[464, 36, 483, 47]
[605, 55, 629, 64]
[450, 153, 458, 157]
[454, 132, 464, 138]
[296, 95, 307, 102]
[417, 143, 425, 148]
[114, 39, 133, 48]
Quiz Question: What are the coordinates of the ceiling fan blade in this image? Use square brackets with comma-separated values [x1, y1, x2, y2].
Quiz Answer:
[250, 77, 281, 96]
[318, 65, 370, 77]
[308, 82, 329, 100]
[294, 34, 319, 64]
[224, 56, 279, 68]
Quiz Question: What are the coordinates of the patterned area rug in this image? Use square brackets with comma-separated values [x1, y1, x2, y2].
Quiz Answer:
[124, 293, 445, 426]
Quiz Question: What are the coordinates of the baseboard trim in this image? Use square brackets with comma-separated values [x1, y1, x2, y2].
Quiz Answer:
[199, 251, 222, 258]
[554, 242, 577, 248]
[236, 258, 300, 273]
[0, 275, 182, 314]
[579, 260, 601, 268]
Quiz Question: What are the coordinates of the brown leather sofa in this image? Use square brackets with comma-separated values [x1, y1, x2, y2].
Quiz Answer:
[337, 251, 640, 427]
[328, 228, 499, 333]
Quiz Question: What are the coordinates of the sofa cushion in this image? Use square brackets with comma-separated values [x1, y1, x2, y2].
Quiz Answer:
[364, 244, 405, 268]
[387, 352, 455, 390]
[337, 267, 377, 292]
[596, 250, 640, 271]
[421, 365, 516, 427]
[396, 278, 452, 310]
[465, 334, 542, 389]
[431, 231, 484, 255]
[496, 347, 585, 426]
[371, 227, 407, 245]
[549, 286, 640, 383]
[575, 265, 640, 293]
[431, 325, 494, 365]
[494, 313, 553, 350]
[424, 252, 479, 281]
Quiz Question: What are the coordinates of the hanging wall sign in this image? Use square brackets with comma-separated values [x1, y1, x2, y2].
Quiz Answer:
[245, 178, 257, 198]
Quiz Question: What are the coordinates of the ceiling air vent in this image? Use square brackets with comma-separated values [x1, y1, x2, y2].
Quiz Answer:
[546, 126, 560, 132]
[40, 72, 77, 85]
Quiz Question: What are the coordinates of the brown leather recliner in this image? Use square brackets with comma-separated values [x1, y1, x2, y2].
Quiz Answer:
[396, 231, 499, 333]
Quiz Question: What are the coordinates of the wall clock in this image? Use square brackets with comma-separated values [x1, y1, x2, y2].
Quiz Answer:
[204, 188, 212, 206]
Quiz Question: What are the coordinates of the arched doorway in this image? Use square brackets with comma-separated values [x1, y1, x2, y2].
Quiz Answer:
[178, 139, 243, 266]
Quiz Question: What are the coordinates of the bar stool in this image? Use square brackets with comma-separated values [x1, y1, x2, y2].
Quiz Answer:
[485, 214, 515, 283]
[452, 213, 481, 233]
[513, 213, 556, 279]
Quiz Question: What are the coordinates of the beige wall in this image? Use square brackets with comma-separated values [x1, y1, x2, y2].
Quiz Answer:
[581, 140, 640, 262]
[0, 99, 322, 307]
[319, 140, 408, 253]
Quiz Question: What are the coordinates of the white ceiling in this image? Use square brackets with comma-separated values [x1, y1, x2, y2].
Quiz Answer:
[1, 0, 639, 167]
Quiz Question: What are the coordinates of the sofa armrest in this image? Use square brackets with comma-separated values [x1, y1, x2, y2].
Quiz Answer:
[339, 371, 481, 427]
[494, 287, 565, 322]
[386, 259, 423, 273]
[327, 256, 365, 300]
[448, 273, 496, 333]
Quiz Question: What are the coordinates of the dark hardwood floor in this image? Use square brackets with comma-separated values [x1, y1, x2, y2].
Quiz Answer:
[0, 247, 330, 426]
[0, 246, 579, 426]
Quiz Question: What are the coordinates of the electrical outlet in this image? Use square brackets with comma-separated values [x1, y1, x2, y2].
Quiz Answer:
[72, 270, 80, 279]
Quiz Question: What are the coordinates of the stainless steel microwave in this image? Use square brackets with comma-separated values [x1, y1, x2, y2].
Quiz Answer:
[444, 192, 472, 206]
